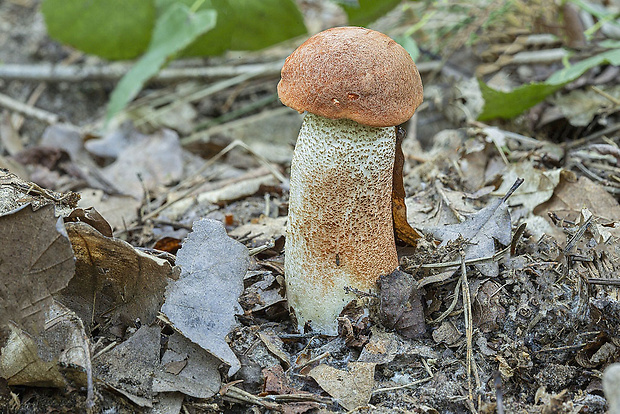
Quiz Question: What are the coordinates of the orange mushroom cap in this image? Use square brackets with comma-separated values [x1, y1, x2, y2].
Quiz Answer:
[277, 26, 423, 128]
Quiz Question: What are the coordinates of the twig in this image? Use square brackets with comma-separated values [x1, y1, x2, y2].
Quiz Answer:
[219, 384, 280, 410]
[264, 393, 332, 404]
[0, 60, 442, 83]
[590, 85, 620, 106]
[420, 246, 510, 270]
[563, 214, 593, 255]
[460, 251, 475, 406]
[295, 351, 330, 370]
[566, 123, 620, 149]
[501, 177, 524, 203]
[0, 91, 59, 124]
[429, 278, 462, 325]
[588, 278, 620, 286]
[495, 371, 505, 414]
[372, 374, 433, 394]
[92, 341, 118, 360]
[0, 61, 283, 82]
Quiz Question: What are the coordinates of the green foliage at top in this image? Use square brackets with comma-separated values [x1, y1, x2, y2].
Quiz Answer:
[41, 0, 307, 60]
[478, 47, 620, 121]
[334, 0, 402, 26]
[105, 3, 216, 123]
[158, 0, 307, 56]
[41, 0, 155, 60]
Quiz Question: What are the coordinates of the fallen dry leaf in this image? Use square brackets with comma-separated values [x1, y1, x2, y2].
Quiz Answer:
[65, 206, 113, 237]
[358, 327, 438, 365]
[308, 362, 375, 411]
[0, 204, 75, 335]
[493, 161, 561, 212]
[426, 196, 512, 277]
[535, 175, 620, 230]
[472, 279, 506, 333]
[102, 129, 184, 200]
[58, 221, 174, 328]
[94, 324, 160, 407]
[0, 301, 90, 388]
[153, 331, 221, 399]
[393, 126, 423, 247]
[161, 218, 249, 376]
[378, 269, 426, 339]
[77, 188, 140, 232]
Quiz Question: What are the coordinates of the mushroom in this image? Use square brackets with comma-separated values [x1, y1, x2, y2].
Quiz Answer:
[278, 26, 423, 334]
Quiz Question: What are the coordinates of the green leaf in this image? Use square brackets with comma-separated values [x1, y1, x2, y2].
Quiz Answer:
[334, 0, 402, 26]
[546, 48, 620, 85]
[228, 0, 306, 51]
[478, 81, 564, 121]
[105, 3, 216, 123]
[394, 35, 420, 62]
[158, 0, 306, 56]
[41, 0, 155, 60]
[478, 48, 620, 120]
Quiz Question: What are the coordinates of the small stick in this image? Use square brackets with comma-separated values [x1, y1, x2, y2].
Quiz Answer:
[429, 277, 462, 325]
[495, 371, 505, 414]
[460, 251, 474, 405]
[0, 91, 59, 125]
[0, 61, 283, 82]
[295, 351, 330, 370]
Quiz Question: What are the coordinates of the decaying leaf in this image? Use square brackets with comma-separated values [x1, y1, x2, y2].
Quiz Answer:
[94, 324, 160, 407]
[426, 196, 512, 277]
[153, 332, 221, 399]
[358, 327, 438, 365]
[161, 218, 250, 376]
[471, 279, 506, 333]
[0, 204, 75, 335]
[378, 269, 426, 339]
[102, 129, 184, 200]
[536, 176, 620, 232]
[77, 188, 141, 231]
[550, 85, 620, 127]
[58, 221, 174, 328]
[432, 321, 462, 346]
[0, 301, 90, 388]
[65, 206, 113, 237]
[494, 161, 561, 212]
[262, 364, 320, 413]
[392, 126, 423, 247]
[308, 362, 375, 411]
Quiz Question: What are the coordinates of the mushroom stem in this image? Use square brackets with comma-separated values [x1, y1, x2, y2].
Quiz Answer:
[285, 112, 398, 334]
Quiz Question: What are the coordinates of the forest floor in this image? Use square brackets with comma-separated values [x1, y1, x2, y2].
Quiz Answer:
[1, 1, 620, 413]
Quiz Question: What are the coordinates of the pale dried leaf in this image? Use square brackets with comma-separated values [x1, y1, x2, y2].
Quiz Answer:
[493, 162, 561, 211]
[0, 301, 89, 388]
[426, 197, 512, 276]
[78, 188, 140, 231]
[308, 362, 375, 411]
[102, 129, 184, 200]
[153, 332, 221, 399]
[161, 219, 249, 376]
[94, 325, 160, 407]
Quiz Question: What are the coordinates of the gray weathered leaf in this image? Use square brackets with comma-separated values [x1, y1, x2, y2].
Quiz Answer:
[426, 198, 511, 276]
[161, 219, 249, 375]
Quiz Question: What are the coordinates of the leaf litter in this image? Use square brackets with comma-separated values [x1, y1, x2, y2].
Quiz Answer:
[4, 1, 620, 413]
